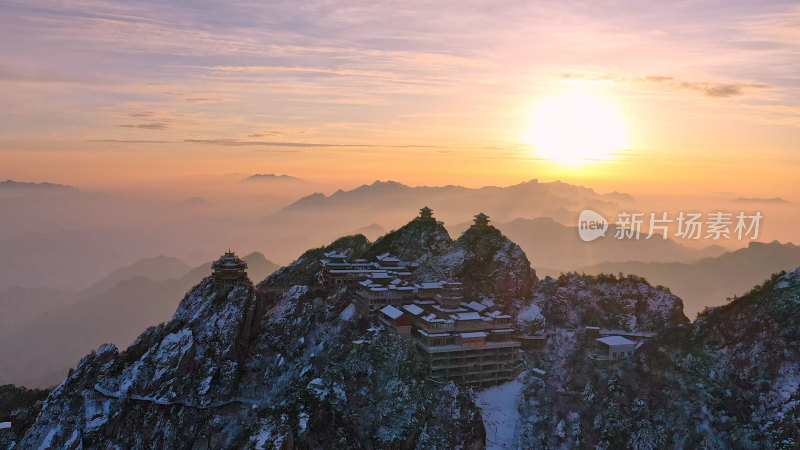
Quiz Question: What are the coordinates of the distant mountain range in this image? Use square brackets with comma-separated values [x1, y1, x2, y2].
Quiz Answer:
[241, 173, 307, 183]
[257, 179, 631, 262]
[350, 223, 386, 240]
[571, 240, 800, 319]
[447, 217, 727, 271]
[0, 180, 77, 193]
[13, 205, 800, 448]
[278, 179, 626, 224]
[732, 196, 791, 204]
[0, 252, 279, 387]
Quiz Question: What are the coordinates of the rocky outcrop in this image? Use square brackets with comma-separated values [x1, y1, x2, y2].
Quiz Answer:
[20, 279, 263, 449]
[417, 224, 537, 311]
[363, 216, 452, 263]
[532, 272, 688, 332]
[508, 269, 800, 448]
[259, 234, 370, 288]
[21, 262, 486, 448]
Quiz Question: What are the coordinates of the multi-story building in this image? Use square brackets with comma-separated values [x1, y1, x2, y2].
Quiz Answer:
[319, 251, 419, 289]
[322, 209, 523, 386]
[211, 250, 248, 292]
[355, 274, 417, 314]
[379, 281, 521, 386]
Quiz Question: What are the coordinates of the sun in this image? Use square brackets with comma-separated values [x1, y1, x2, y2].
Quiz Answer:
[525, 92, 627, 164]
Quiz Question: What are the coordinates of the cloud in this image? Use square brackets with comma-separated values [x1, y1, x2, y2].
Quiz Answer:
[88, 137, 442, 150]
[184, 97, 224, 103]
[563, 72, 772, 98]
[208, 65, 396, 79]
[91, 139, 176, 144]
[183, 139, 441, 149]
[119, 122, 169, 130]
[650, 78, 770, 98]
[742, 7, 800, 48]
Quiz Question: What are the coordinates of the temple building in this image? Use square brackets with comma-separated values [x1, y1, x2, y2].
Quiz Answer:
[473, 212, 490, 227]
[212, 250, 248, 291]
[355, 272, 417, 314]
[436, 281, 465, 307]
[320, 209, 522, 386]
[418, 206, 435, 221]
[594, 336, 636, 361]
[396, 287, 520, 386]
[319, 251, 419, 290]
[359, 272, 520, 385]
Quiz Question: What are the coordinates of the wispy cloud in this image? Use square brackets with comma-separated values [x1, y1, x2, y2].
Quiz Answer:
[90, 138, 442, 149]
[562, 73, 772, 98]
[120, 122, 170, 130]
[208, 65, 396, 79]
[184, 97, 224, 103]
[3, 0, 800, 182]
[183, 139, 441, 149]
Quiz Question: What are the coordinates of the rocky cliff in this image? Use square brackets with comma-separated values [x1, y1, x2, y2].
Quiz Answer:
[416, 224, 537, 312]
[499, 268, 800, 448]
[527, 272, 689, 333]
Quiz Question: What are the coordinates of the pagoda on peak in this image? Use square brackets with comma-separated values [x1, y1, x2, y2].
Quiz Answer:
[472, 212, 490, 227]
[211, 250, 248, 291]
[418, 206, 434, 221]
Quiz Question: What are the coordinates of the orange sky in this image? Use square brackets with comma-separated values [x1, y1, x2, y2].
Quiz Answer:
[1, 1, 799, 200]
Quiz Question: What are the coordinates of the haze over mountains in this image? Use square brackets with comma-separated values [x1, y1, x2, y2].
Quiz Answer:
[449, 217, 727, 271]
[241, 173, 309, 184]
[573, 240, 800, 319]
[0, 252, 278, 387]
[1, 176, 798, 387]
[10, 212, 800, 448]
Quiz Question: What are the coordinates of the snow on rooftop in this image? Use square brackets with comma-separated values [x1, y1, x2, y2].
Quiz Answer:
[596, 336, 635, 346]
[419, 282, 443, 289]
[329, 269, 375, 274]
[421, 313, 453, 323]
[461, 331, 487, 338]
[402, 304, 424, 316]
[463, 301, 487, 312]
[339, 303, 356, 321]
[434, 304, 467, 313]
[380, 305, 404, 320]
[417, 329, 450, 338]
[0, 421, 11, 430]
[453, 312, 482, 321]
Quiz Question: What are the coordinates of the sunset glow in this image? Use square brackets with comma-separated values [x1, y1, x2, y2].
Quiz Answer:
[525, 92, 627, 164]
[2, 3, 800, 446]
[0, 1, 797, 199]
